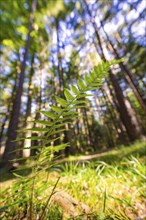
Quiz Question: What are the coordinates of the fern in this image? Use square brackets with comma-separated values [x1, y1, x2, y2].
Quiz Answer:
[0, 60, 122, 219]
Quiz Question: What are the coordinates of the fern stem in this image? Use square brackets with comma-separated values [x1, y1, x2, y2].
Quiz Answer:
[39, 176, 61, 220]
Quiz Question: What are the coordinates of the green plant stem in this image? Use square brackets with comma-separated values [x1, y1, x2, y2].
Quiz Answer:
[39, 176, 61, 220]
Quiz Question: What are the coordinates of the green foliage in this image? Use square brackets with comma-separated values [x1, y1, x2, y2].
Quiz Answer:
[0, 142, 145, 219]
[59, 145, 145, 219]
[0, 60, 122, 219]
[19, 60, 114, 159]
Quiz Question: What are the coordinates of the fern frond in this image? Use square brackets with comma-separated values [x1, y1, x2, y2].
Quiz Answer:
[26, 61, 113, 165]
[1, 60, 122, 218]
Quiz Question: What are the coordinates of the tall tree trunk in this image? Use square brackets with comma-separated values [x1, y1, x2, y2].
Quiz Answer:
[101, 87, 121, 137]
[96, 93, 115, 147]
[56, 19, 70, 156]
[109, 71, 142, 141]
[56, 19, 65, 95]
[100, 20, 146, 114]
[31, 63, 43, 157]
[83, 107, 93, 147]
[103, 83, 128, 143]
[75, 109, 82, 153]
[1, 0, 37, 168]
[107, 81, 128, 140]
[0, 74, 18, 148]
[21, 54, 35, 158]
[83, 0, 143, 141]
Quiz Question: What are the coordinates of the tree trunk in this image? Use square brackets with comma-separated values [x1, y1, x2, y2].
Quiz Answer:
[109, 71, 142, 141]
[96, 93, 115, 148]
[101, 86, 121, 137]
[31, 63, 43, 157]
[56, 18, 70, 156]
[83, 0, 143, 141]
[83, 107, 93, 147]
[22, 54, 35, 158]
[104, 82, 128, 143]
[0, 74, 18, 148]
[56, 19, 65, 95]
[1, 0, 37, 168]
[100, 20, 146, 114]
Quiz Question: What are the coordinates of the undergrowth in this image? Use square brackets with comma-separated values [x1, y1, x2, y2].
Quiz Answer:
[0, 60, 145, 219]
[0, 141, 146, 219]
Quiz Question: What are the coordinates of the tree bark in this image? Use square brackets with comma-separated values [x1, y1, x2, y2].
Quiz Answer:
[83, 0, 143, 141]
[55, 18, 70, 156]
[21, 54, 35, 158]
[0, 74, 18, 148]
[100, 20, 146, 114]
[1, 0, 37, 168]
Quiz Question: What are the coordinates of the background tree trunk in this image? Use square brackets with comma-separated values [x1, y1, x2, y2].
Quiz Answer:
[83, 0, 143, 141]
[100, 20, 146, 113]
[1, 0, 37, 168]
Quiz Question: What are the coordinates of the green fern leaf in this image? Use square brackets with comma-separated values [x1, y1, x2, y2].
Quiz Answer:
[55, 96, 68, 107]
[45, 137, 61, 145]
[27, 127, 49, 132]
[53, 143, 69, 152]
[84, 74, 92, 85]
[54, 122, 71, 129]
[53, 128, 67, 135]
[51, 105, 63, 113]
[73, 100, 89, 105]
[40, 111, 57, 119]
[64, 88, 74, 101]
[71, 84, 80, 95]
[34, 120, 54, 126]
[62, 111, 78, 116]
[77, 78, 86, 91]
[25, 136, 46, 140]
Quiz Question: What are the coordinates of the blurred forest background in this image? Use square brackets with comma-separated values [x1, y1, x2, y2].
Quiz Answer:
[0, 0, 146, 168]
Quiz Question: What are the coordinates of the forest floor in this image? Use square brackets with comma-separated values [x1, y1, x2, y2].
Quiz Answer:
[0, 140, 146, 219]
[57, 140, 146, 163]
